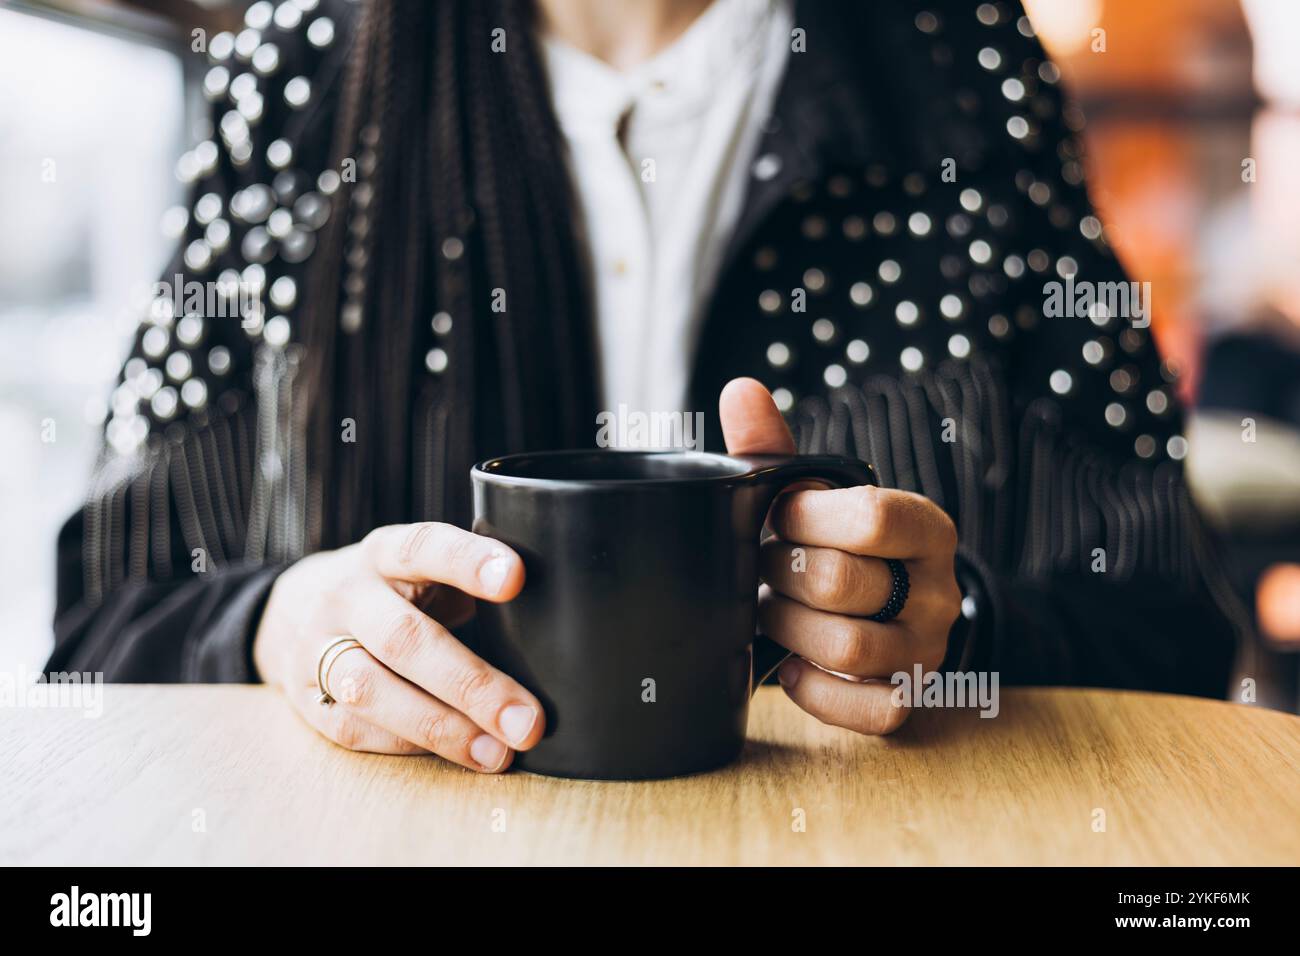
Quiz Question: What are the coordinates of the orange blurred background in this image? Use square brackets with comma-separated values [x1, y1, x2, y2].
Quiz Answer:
[1026, 0, 1297, 401]
[1025, 0, 1300, 688]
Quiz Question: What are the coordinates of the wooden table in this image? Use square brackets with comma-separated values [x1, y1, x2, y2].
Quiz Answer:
[2, 685, 1298, 865]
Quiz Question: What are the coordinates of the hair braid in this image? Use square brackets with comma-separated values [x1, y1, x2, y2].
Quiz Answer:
[299, 0, 598, 547]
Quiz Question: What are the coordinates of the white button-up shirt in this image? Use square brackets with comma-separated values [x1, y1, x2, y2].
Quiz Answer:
[542, 0, 793, 433]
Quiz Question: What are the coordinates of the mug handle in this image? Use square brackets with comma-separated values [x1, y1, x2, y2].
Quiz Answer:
[731, 454, 878, 688]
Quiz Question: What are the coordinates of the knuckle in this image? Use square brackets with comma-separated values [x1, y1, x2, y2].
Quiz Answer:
[915, 579, 963, 635]
[360, 525, 389, 559]
[852, 485, 887, 548]
[865, 690, 910, 735]
[331, 656, 375, 708]
[935, 510, 959, 554]
[397, 522, 441, 571]
[441, 530, 480, 573]
[321, 586, 353, 619]
[377, 610, 427, 663]
[449, 665, 499, 713]
[808, 552, 853, 607]
[779, 490, 814, 531]
[332, 715, 366, 751]
[415, 708, 458, 751]
[920, 642, 947, 673]
[303, 600, 336, 635]
[827, 618, 870, 673]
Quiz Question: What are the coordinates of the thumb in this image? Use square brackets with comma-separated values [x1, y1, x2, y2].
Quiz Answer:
[719, 377, 796, 455]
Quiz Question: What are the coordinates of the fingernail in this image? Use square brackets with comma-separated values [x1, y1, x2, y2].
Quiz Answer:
[478, 552, 511, 596]
[778, 658, 802, 689]
[470, 733, 509, 772]
[499, 704, 537, 747]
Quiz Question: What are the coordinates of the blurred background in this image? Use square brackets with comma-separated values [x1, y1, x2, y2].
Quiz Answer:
[1, 0, 1297, 706]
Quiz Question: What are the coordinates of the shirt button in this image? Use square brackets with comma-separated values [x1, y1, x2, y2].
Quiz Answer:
[611, 258, 628, 276]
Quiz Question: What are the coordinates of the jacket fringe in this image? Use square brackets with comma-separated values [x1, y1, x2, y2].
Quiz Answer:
[791, 354, 1202, 586]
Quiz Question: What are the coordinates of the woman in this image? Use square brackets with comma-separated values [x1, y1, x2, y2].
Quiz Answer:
[49, 0, 1241, 772]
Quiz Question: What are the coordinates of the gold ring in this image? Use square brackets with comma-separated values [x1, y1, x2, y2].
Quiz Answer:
[316, 637, 363, 705]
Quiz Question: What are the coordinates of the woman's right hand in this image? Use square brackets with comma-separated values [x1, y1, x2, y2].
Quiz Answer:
[252, 522, 544, 772]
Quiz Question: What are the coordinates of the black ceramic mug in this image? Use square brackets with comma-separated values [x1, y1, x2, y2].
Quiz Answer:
[471, 449, 875, 780]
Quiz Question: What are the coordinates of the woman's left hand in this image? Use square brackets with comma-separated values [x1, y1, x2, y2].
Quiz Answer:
[720, 378, 963, 735]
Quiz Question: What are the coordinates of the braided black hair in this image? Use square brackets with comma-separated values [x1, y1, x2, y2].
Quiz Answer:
[299, 0, 598, 549]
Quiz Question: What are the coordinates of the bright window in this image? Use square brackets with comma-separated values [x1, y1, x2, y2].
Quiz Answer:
[0, 5, 191, 673]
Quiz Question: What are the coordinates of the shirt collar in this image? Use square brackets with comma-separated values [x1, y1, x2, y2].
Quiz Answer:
[541, 0, 781, 133]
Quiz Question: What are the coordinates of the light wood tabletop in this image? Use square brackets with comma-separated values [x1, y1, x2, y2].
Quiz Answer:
[2, 685, 1298, 866]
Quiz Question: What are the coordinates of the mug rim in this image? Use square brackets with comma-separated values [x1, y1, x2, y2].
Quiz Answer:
[472, 449, 757, 489]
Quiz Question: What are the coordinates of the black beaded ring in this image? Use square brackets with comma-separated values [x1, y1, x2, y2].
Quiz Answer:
[867, 558, 910, 623]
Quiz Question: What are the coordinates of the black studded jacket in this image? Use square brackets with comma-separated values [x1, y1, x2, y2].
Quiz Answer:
[48, 0, 1240, 697]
